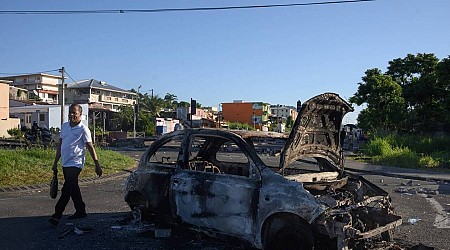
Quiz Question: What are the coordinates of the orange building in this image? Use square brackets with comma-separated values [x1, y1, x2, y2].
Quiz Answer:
[221, 101, 270, 130]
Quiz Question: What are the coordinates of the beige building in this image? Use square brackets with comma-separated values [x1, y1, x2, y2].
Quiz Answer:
[0, 81, 20, 137]
[65, 79, 137, 111]
[0, 73, 61, 104]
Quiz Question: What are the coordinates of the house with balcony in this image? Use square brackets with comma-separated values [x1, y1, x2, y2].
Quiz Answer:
[65, 79, 137, 112]
[221, 101, 270, 131]
[0, 73, 61, 104]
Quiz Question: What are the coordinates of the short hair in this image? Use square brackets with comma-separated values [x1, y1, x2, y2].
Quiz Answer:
[70, 103, 83, 114]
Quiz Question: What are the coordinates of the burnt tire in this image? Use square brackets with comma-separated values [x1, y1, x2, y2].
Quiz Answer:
[264, 223, 314, 250]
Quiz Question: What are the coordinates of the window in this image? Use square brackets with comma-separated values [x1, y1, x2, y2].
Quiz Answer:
[188, 135, 250, 177]
[148, 135, 183, 168]
[25, 114, 31, 124]
[39, 114, 45, 122]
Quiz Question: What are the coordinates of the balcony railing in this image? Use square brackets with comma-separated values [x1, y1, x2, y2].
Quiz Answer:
[99, 95, 134, 105]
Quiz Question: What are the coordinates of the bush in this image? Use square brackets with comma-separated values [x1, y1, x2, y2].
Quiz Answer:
[363, 137, 392, 156]
[228, 122, 255, 131]
[363, 133, 450, 169]
[419, 156, 440, 168]
[372, 147, 419, 169]
[7, 128, 24, 139]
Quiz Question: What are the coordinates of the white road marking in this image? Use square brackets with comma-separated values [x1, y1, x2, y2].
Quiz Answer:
[424, 196, 450, 229]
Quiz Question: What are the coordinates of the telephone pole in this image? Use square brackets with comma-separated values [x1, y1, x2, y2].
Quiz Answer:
[60, 67, 65, 126]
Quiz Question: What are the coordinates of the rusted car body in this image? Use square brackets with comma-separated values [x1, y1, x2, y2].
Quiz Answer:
[125, 93, 402, 249]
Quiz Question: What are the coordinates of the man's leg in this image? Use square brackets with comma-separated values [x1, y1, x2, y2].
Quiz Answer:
[50, 167, 79, 225]
[64, 167, 86, 216]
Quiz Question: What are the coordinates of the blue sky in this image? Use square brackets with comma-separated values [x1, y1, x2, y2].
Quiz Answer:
[1, 0, 449, 124]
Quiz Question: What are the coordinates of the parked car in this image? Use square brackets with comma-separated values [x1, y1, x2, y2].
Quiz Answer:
[125, 93, 402, 250]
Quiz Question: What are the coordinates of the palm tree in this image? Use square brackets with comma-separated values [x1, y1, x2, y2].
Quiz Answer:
[141, 94, 165, 116]
[164, 93, 178, 110]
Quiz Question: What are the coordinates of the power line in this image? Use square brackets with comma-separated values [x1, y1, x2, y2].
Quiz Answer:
[64, 70, 78, 84]
[0, 0, 376, 15]
[0, 69, 60, 75]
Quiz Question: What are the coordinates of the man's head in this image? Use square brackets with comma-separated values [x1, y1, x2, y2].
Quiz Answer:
[68, 104, 82, 125]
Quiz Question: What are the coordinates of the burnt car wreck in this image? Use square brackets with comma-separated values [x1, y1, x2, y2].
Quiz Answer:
[125, 93, 402, 250]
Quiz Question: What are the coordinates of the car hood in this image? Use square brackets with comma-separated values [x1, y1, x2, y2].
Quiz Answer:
[280, 93, 353, 172]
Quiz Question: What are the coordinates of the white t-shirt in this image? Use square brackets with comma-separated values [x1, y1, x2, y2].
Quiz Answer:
[60, 122, 92, 168]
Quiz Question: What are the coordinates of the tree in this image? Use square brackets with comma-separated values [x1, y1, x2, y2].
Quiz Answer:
[386, 53, 442, 129]
[164, 93, 177, 110]
[113, 105, 134, 131]
[136, 111, 156, 136]
[178, 101, 190, 108]
[140, 94, 165, 117]
[437, 56, 450, 123]
[349, 68, 407, 132]
[286, 115, 294, 128]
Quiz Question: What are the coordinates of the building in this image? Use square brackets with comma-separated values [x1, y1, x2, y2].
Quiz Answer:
[270, 104, 298, 132]
[221, 101, 270, 130]
[270, 105, 298, 121]
[0, 81, 21, 137]
[0, 73, 62, 104]
[9, 86, 28, 100]
[65, 79, 137, 112]
[9, 103, 89, 130]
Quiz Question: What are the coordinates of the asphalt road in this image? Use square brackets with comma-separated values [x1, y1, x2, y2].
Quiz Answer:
[1, 149, 449, 249]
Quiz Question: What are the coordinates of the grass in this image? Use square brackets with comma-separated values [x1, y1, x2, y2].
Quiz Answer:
[0, 147, 136, 188]
[361, 134, 450, 170]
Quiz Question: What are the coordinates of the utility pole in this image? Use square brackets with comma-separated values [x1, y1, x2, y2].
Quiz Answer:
[276, 104, 279, 132]
[133, 101, 138, 138]
[59, 67, 65, 126]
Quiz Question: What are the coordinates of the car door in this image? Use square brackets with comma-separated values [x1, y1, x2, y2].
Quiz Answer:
[170, 133, 260, 239]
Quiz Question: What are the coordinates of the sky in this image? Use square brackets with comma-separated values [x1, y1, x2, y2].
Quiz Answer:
[1, 0, 449, 124]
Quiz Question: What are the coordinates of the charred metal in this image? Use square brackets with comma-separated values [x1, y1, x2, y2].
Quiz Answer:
[125, 93, 402, 250]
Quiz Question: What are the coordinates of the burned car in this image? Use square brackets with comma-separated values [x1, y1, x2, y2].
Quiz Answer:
[125, 93, 402, 249]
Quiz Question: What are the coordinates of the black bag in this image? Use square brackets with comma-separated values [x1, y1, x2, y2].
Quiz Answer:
[50, 172, 58, 199]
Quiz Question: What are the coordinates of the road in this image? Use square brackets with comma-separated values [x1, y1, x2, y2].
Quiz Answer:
[0, 149, 449, 249]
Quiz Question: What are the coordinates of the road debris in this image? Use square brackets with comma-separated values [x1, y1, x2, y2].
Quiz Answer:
[58, 229, 72, 239]
[407, 218, 421, 225]
[58, 226, 92, 238]
[394, 187, 438, 195]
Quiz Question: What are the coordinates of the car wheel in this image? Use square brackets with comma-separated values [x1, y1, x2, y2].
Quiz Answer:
[264, 222, 314, 250]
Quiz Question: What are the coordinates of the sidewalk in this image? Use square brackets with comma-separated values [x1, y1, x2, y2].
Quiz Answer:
[344, 158, 450, 182]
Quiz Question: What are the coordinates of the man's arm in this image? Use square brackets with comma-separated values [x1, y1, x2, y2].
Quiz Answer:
[52, 139, 62, 173]
[86, 142, 102, 177]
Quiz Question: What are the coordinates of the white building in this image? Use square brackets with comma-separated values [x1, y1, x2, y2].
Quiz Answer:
[9, 103, 89, 130]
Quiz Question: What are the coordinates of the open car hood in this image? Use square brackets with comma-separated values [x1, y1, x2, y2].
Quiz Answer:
[280, 93, 353, 172]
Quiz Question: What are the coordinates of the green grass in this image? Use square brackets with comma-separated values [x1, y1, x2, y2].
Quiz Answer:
[362, 134, 450, 170]
[0, 147, 136, 188]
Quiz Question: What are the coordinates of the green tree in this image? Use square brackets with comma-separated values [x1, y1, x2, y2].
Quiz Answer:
[113, 105, 134, 131]
[136, 111, 156, 136]
[350, 68, 407, 132]
[164, 93, 178, 110]
[178, 101, 190, 108]
[286, 115, 294, 128]
[140, 94, 165, 116]
[437, 56, 450, 123]
[386, 53, 442, 129]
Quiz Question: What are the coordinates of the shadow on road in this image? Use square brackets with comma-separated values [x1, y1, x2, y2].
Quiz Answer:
[0, 212, 249, 250]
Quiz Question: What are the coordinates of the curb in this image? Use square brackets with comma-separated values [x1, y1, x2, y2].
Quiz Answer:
[344, 167, 450, 183]
[0, 170, 132, 194]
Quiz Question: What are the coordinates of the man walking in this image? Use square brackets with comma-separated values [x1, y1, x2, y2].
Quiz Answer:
[49, 104, 102, 225]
